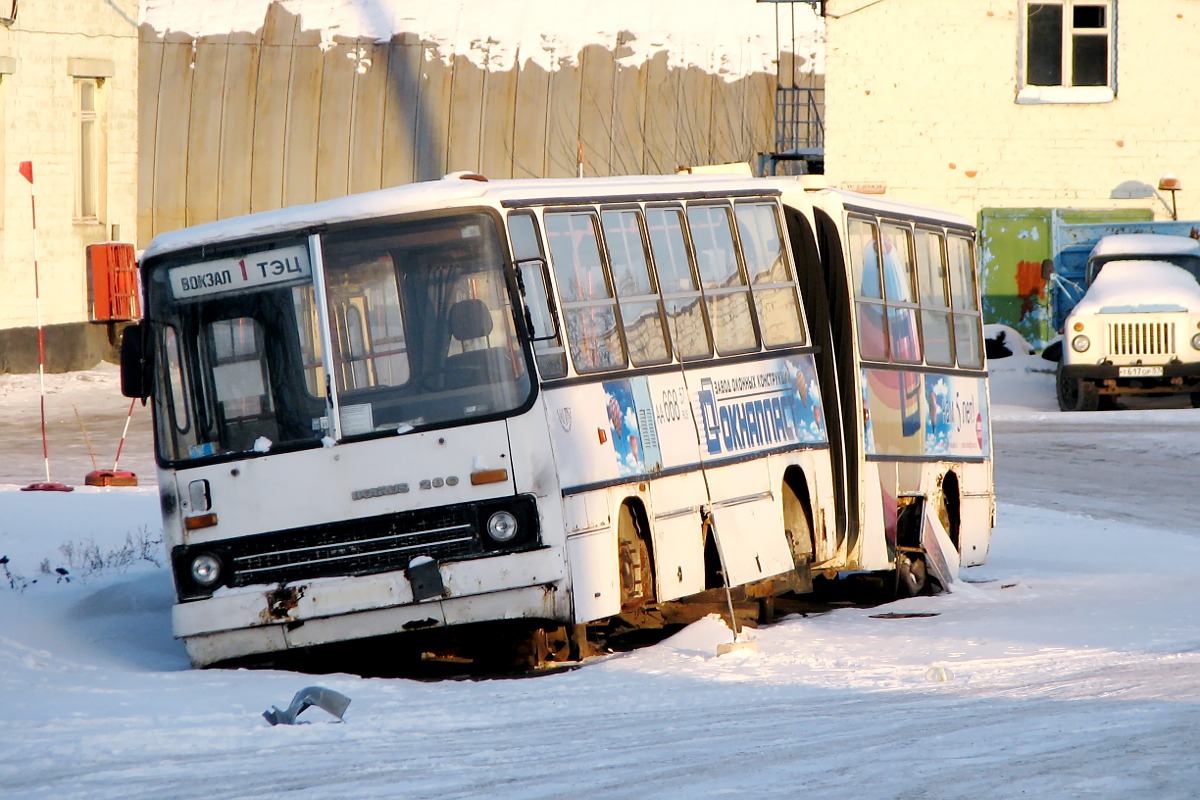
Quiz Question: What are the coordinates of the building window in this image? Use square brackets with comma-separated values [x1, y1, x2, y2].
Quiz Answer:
[75, 78, 103, 220]
[1018, 1, 1115, 104]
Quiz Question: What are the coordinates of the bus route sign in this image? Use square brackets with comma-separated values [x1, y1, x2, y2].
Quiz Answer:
[169, 243, 312, 299]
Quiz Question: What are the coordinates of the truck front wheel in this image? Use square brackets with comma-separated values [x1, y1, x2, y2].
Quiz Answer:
[1056, 365, 1099, 411]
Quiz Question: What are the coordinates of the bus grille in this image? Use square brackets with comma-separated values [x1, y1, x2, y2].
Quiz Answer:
[1106, 321, 1175, 357]
[225, 506, 482, 587]
[172, 496, 541, 599]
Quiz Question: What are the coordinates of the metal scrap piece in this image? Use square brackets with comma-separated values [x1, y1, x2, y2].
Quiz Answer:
[262, 686, 351, 726]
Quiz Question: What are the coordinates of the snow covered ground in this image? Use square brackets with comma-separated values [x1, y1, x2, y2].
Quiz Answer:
[3, 352, 1200, 799]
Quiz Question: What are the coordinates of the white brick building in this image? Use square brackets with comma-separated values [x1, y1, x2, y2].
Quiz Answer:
[0, 0, 139, 372]
[823, 0, 1195, 221]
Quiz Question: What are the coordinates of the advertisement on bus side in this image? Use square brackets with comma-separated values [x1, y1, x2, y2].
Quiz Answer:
[861, 368, 989, 459]
[546, 354, 828, 491]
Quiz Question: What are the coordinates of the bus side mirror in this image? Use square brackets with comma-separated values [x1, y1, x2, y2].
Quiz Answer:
[515, 258, 560, 342]
[120, 323, 152, 400]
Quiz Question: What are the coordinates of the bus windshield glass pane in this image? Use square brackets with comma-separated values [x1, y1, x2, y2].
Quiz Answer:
[320, 212, 532, 434]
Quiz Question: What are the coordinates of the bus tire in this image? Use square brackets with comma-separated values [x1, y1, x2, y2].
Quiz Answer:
[1190, 392, 1200, 409]
[782, 470, 816, 571]
[618, 503, 654, 611]
[896, 552, 927, 598]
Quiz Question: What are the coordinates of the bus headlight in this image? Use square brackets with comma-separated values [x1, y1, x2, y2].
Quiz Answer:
[190, 553, 223, 587]
[1071, 335, 1090, 353]
[1192, 332, 1200, 350]
[486, 511, 519, 543]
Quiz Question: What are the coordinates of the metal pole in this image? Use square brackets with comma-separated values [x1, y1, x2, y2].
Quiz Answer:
[19, 161, 72, 492]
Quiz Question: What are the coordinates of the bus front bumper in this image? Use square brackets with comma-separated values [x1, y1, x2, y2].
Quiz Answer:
[174, 549, 567, 667]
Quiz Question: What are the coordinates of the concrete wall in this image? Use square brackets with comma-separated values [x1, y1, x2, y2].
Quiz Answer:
[0, 0, 139, 371]
[823, 0, 1197, 222]
[137, 4, 782, 247]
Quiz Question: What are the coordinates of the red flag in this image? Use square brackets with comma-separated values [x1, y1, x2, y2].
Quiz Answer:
[18, 161, 32, 184]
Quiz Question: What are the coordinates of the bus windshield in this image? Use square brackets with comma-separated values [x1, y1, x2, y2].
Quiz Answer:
[146, 211, 532, 463]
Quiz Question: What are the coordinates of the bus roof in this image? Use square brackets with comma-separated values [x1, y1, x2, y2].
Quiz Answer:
[769, 179, 974, 230]
[1089, 233, 1200, 261]
[141, 172, 785, 261]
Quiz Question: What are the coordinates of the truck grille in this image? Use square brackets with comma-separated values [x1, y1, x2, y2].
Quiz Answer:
[173, 496, 539, 596]
[1106, 321, 1175, 357]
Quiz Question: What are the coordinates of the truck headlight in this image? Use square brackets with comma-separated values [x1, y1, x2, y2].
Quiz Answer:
[1192, 333, 1200, 350]
[486, 511, 519, 543]
[1071, 335, 1090, 353]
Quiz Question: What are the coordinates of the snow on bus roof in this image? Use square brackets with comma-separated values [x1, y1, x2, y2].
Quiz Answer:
[142, 173, 779, 260]
[1089, 233, 1200, 260]
[763, 177, 973, 229]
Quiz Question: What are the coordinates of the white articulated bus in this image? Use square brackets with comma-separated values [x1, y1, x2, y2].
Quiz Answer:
[121, 172, 992, 668]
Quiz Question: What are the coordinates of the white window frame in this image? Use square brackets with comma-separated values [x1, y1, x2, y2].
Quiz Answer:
[1017, 0, 1116, 105]
[73, 77, 106, 222]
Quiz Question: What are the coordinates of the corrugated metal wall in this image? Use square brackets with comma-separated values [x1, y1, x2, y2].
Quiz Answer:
[138, 5, 778, 247]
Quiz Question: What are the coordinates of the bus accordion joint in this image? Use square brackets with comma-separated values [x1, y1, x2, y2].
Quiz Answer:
[470, 468, 509, 486]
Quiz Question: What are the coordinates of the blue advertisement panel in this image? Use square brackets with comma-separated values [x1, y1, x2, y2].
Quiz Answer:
[695, 355, 827, 458]
[545, 354, 829, 491]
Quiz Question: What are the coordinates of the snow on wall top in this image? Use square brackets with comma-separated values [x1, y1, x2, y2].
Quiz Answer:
[138, 0, 824, 77]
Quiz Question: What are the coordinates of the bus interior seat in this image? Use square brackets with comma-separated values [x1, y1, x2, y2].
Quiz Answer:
[444, 298, 514, 389]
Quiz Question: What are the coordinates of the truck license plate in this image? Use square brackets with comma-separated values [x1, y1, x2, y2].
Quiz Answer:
[1118, 366, 1163, 377]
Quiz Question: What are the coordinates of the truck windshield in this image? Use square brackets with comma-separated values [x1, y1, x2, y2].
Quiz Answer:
[145, 212, 532, 464]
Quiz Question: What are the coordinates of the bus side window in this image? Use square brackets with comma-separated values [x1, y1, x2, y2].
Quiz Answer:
[600, 208, 671, 366]
[735, 201, 805, 347]
[881, 223, 922, 365]
[948, 236, 983, 368]
[509, 211, 567, 379]
[848, 218, 888, 360]
[544, 210, 628, 374]
[915, 229, 954, 366]
[646, 206, 712, 360]
[687, 203, 758, 355]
